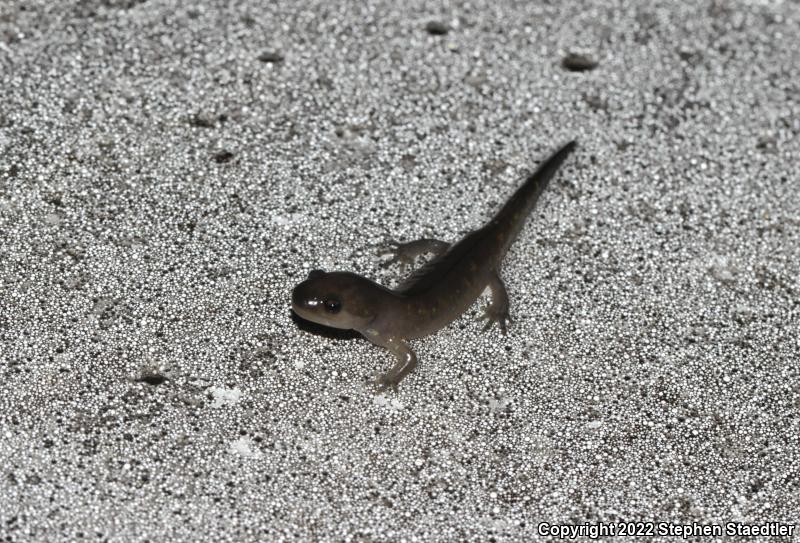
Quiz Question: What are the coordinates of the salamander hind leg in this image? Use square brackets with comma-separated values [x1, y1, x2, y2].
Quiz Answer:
[377, 238, 450, 273]
[364, 333, 418, 394]
[479, 271, 512, 335]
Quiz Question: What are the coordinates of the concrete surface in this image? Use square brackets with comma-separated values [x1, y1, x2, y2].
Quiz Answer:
[1, 0, 799, 541]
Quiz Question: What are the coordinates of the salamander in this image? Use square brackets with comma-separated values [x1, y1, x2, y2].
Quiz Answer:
[291, 141, 577, 392]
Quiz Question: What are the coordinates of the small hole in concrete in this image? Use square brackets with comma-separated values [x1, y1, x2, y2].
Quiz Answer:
[137, 371, 167, 386]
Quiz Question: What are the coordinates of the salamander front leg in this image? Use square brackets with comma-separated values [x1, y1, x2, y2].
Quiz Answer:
[377, 238, 450, 273]
[479, 271, 512, 335]
[364, 333, 418, 393]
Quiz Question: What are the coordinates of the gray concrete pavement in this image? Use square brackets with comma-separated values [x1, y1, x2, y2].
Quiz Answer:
[0, 0, 798, 541]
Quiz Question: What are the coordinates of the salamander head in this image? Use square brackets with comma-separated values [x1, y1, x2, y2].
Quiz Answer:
[291, 269, 380, 330]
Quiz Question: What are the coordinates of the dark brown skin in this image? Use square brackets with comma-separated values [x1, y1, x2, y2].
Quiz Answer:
[292, 141, 577, 392]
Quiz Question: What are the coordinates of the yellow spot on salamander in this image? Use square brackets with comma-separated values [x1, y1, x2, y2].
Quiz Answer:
[366, 328, 379, 336]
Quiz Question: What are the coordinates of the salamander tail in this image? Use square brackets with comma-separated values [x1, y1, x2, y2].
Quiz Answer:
[488, 140, 577, 244]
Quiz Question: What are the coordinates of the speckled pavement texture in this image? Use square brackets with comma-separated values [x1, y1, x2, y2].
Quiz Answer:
[1, 0, 798, 541]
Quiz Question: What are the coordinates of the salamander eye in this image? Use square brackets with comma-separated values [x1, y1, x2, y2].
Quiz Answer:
[324, 299, 341, 313]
